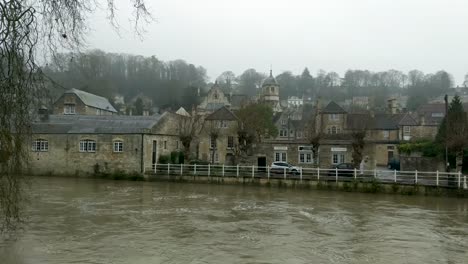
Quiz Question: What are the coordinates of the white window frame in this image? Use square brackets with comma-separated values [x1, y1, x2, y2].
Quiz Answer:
[329, 114, 339, 121]
[332, 153, 345, 165]
[281, 119, 287, 125]
[64, 104, 76, 115]
[79, 140, 96, 153]
[32, 139, 49, 152]
[298, 146, 313, 164]
[275, 151, 287, 162]
[279, 129, 288, 137]
[113, 141, 123, 152]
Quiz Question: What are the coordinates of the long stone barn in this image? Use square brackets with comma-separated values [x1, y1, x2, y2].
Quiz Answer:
[30, 112, 180, 176]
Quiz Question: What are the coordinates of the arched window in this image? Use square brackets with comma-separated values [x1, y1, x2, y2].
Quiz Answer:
[32, 139, 48, 152]
[331, 126, 337, 134]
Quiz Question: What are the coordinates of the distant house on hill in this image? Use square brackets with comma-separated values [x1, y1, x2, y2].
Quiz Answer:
[53, 88, 117, 116]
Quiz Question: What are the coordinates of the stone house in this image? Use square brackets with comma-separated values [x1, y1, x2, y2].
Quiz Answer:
[30, 112, 179, 176]
[53, 88, 117, 115]
[197, 107, 239, 165]
[198, 82, 231, 114]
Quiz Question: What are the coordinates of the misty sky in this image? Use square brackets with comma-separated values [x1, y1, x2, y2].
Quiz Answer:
[88, 0, 468, 85]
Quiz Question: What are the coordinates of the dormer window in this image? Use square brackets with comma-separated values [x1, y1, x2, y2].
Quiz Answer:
[64, 104, 76, 115]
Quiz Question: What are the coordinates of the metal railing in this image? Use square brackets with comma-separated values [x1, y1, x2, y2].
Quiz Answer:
[148, 163, 468, 189]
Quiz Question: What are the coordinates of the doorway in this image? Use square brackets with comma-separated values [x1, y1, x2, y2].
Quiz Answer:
[257, 156, 266, 171]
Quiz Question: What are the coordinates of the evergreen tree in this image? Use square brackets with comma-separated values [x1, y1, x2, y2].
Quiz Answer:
[436, 95, 468, 171]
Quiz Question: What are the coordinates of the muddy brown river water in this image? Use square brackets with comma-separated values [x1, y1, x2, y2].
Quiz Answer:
[0, 177, 467, 264]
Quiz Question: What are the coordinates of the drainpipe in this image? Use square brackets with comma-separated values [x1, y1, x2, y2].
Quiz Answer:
[141, 134, 145, 174]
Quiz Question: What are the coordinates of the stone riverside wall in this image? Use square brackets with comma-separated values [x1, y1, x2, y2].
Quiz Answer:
[146, 174, 468, 198]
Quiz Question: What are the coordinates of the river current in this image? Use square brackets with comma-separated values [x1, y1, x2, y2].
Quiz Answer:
[1, 177, 467, 264]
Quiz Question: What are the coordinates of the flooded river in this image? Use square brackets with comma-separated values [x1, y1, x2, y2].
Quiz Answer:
[1, 177, 467, 264]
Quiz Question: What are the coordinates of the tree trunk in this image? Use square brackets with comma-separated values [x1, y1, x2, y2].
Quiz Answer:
[456, 150, 463, 172]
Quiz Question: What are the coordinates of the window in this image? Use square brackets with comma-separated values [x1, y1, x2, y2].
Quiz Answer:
[298, 146, 313, 164]
[164, 141, 167, 150]
[64, 104, 76, 115]
[327, 128, 331, 134]
[215, 152, 219, 162]
[79, 140, 96, 152]
[176, 140, 180, 150]
[383, 131, 389, 139]
[329, 114, 339, 121]
[113, 141, 123, 152]
[331, 126, 337, 134]
[96, 109, 102, 115]
[332, 153, 345, 164]
[403, 126, 411, 135]
[217, 120, 228, 128]
[275, 152, 287, 162]
[210, 136, 217, 149]
[280, 129, 288, 137]
[297, 131, 303, 138]
[270, 87, 274, 93]
[290, 130, 294, 136]
[32, 139, 48, 152]
[227, 136, 234, 149]
[281, 119, 287, 125]
[431, 113, 444, 118]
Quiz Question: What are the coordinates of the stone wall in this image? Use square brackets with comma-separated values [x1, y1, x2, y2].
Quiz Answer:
[29, 133, 179, 176]
[400, 154, 445, 171]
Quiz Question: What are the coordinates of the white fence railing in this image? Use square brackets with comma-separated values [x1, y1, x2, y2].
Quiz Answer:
[147, 164, 468, 189]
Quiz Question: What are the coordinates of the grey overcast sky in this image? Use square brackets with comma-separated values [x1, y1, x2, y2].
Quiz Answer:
[88, 0, 468, 85]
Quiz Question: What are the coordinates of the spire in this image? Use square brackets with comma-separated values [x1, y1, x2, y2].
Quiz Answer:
[269, 65, 273, 77]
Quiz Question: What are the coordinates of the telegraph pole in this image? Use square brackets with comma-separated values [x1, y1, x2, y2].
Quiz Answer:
[444, 94, 449, 172]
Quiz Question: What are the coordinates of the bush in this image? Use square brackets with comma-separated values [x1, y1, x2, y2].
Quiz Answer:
[398, 140, 441, 157]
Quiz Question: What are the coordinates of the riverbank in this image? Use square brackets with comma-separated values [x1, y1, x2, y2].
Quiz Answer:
[144, 173, 468, 198]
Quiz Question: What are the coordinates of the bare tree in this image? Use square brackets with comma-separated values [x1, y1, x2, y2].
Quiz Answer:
[0, 0, 151, 232]
[204, 120, 221, 164]
[177, 113, 203, 162]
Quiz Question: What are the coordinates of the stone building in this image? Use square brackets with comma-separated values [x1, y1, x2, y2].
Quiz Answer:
[53, 88, 117, 115]
[198, 82, 231, 114]
[30, 112, 179, 176]
[197, 107, 239, 165]
[260, 70, 282, 112]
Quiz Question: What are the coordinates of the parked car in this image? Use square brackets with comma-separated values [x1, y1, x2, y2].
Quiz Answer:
[387, 158, 400, 170]
[327, 163, 356, 177]
[270, 162, 301, 175]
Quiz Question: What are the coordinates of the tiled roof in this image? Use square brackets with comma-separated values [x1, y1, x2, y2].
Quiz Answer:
[322, 101, 347, 114]
[65, 88, 117, 113]
[33, 114, 162, 134]
[205, 106, 238, 121]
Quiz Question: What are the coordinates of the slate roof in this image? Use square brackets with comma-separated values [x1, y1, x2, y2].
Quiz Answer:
[205, 106, 238, 121]
[322, 101, 347, 114]
[33, 114, 162, 134]
[65, 89, 117, 113]
[347, 113, 399, 130]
